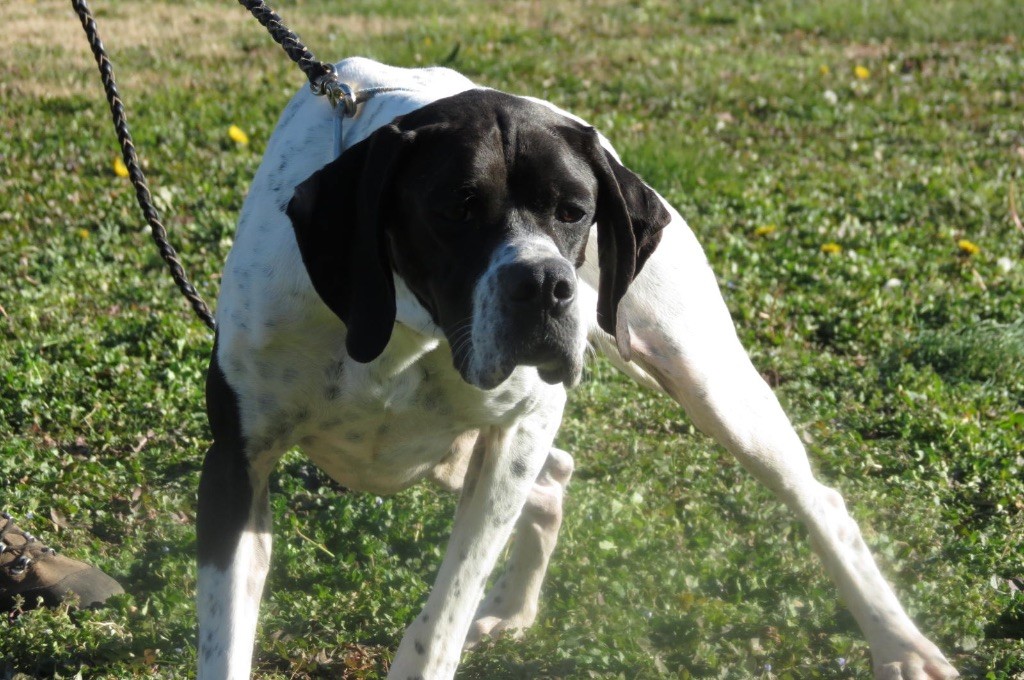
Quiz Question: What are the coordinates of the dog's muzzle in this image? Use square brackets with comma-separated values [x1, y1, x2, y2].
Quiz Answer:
[464, 243, 586, 390]
[497, 257, 580, 382]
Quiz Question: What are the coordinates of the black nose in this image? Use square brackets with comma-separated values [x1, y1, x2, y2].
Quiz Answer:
[500, 259, 576, 317]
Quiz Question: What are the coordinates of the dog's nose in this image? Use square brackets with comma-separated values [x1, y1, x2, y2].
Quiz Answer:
[500, 259, 576, 316]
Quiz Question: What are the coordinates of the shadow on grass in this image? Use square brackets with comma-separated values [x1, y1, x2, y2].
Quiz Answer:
[883, 321, 1024, 388]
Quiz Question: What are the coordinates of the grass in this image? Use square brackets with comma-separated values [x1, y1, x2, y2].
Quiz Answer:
[1, 0, 1022, 677]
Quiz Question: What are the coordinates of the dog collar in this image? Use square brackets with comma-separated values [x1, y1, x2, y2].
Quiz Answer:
[331, 85, 418, 158]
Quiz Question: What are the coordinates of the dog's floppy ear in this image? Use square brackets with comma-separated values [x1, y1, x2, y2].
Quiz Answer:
[287, 124, 411, 363]
[579, 127, 671, 358]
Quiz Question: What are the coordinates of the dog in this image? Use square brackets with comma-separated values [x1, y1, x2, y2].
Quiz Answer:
[196, 57, 959, 679]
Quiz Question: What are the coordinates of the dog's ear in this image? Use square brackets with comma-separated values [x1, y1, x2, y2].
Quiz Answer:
[578, 127, 671, 357]
[287, 124, 412, 363]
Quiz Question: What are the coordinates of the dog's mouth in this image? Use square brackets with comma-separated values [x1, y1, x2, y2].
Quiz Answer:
[452, 328, 583, 391]
[535, 353, 583, 387]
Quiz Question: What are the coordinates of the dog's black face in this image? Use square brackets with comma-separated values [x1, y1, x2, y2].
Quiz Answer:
[287, 89, 670, 390]
[385, 94, 602, 388]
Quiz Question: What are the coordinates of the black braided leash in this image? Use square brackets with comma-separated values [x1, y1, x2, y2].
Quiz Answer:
[71, 0, 217, 331]
[235, 0, 413, 110]
[237, 0, 414, 112]
[71, 0, 361, 331]
[235, 0, 359, 113]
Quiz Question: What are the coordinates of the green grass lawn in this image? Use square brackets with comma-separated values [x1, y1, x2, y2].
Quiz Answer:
[2, 0, 1023, 677]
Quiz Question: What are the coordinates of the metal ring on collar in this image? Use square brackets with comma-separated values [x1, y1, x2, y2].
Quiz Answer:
[311, 67, 358, 117]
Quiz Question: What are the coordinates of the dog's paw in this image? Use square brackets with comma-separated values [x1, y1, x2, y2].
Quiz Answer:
[464, 615, 508, 649]
[463, 572, 540, 650]
[463, 604, 533, 650]
[872, 636, 958, 680]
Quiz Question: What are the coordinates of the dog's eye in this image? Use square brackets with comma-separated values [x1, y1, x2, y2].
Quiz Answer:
[438, 194, 477, 223]
[555, 204, 586, 224]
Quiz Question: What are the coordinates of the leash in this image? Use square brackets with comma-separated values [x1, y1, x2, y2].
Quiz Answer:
[236, 0, 358, 115]
[72, 0, 217, 331]
[236, 0, 415, 158]
[71, 0, 394, 331]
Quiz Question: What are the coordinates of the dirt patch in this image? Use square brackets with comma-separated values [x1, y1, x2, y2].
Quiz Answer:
[843, 41, 893, 60]
[2, 0, 411, 98]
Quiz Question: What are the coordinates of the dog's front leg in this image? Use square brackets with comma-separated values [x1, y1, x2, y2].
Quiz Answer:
[465, 446, 574, 648]
[584, 211, 958, 679]
[196, 354, 278, 680]
[388, 402, 563, 680]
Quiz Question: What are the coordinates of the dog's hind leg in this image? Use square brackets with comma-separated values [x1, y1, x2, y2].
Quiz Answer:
[196, 352, 278, 680]
[464, 447, 574, 648]
[582, 209, 958, 680]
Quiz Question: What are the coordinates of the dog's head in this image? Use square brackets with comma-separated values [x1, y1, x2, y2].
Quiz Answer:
[287, 89, 669, 390]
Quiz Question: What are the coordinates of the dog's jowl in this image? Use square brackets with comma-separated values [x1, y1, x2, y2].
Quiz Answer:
[196, 58, 958, 680]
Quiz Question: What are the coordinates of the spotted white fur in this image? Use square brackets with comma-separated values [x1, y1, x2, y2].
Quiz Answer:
[199, 57, 958, 680]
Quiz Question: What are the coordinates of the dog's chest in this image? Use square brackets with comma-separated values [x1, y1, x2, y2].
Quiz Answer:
[293, 339, 539, 494]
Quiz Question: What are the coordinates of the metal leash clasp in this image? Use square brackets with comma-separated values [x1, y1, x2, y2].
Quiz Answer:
[310, 64, 358, 118]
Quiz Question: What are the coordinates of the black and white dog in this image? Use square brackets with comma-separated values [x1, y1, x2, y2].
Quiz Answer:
[197, 58, 958, 679]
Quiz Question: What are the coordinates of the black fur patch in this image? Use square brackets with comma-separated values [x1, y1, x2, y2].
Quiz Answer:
[197, 339, 253, 571]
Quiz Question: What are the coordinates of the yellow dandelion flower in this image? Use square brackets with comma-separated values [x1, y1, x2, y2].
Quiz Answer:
[78, 228, 90, 239]
[854, 65, 870, 80]
[821, 242, 842, 254]
[113, 157, 129, 178]
[957, 239, 980, 255]
[228, 124, 250, 145]
[754, 224, 777, 236]
[819, 64, 830, 76]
